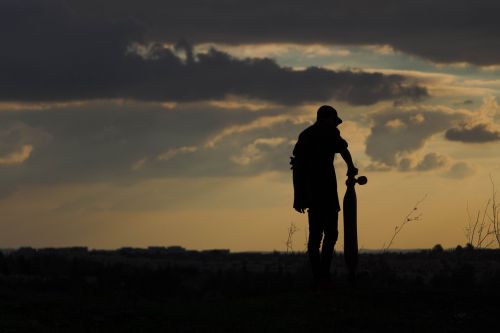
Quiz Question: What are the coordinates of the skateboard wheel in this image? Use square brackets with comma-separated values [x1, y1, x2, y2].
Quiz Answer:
[357, 176, 368, 185]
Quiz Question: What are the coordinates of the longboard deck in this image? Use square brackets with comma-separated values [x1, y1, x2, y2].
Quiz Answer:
[343, 176, 367, 282]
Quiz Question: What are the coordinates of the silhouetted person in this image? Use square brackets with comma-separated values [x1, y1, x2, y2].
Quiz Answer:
[291, 105, 358, 286]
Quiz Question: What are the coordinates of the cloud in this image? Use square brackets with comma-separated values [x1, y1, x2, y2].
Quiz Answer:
[231, 137, 287, 165]
[11, 0, 499, 66]
[0, 145, 33, 166]
[365, 163, 392, 172]
[0, 121, 48, 196]
[397, 157, 414, 172]
[130, 158, 147, 171]
[205, 114, 303, 148]
[0, 101, 308, 194]
[158, 146, 198, 161]
[396, 153, 448, 172]
[414, 153, 448, 171]
[385, 118, 407, 130]
[0, 101, 244, 186]
[443, 162, 476, 179]
[0, 122, 51, 167]
[445, 123, 500, 143]
[365, 106, 466, 166]
[445, 96, 500, 143]
[1, 1, 429, 105]
[197, 43, 352, 59]
[0, 37, 427, 105]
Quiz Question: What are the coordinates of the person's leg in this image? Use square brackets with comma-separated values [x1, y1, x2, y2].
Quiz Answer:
[320, 210, 339, 279]
[307, 208, 323, 282]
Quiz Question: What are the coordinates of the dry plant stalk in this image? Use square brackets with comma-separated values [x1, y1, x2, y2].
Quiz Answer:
[304, 227, 309, 253]
[465, 175, 500, 249]
[488, 176, 500, 247]
[465, 200, 494, 249]
[285, 221, 299, 253]
[382, 195, 427, 252]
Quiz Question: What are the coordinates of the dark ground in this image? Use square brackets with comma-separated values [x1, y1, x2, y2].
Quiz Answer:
[0, 247, 499, 332]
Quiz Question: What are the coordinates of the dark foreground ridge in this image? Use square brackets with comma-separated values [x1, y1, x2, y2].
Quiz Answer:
[1, 246, 499, 332]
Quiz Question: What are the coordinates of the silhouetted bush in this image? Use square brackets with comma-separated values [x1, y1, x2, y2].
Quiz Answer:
[432, 244, 444, 254]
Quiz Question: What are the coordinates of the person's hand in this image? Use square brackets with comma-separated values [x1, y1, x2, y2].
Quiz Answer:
[347, 166, 358, 177]
[294, 207, 307, 214]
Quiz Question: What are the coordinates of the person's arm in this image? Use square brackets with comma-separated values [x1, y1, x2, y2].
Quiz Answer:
[340, 148, 358, 177]
[334, 128, 358, 177]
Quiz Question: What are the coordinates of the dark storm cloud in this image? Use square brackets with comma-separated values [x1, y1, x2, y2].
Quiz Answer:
[0, 10, 427, 105]
[60, 0, 500, 66]
[445, 123, 500, 143]
[121, 44, 427, 106]
[1, 0, 426, 104]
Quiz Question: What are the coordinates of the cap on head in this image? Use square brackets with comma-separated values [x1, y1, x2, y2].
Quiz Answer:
[316, 105, 342, 125]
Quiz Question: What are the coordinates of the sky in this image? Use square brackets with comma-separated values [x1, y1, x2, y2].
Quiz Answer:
[2, 0, 500, 251]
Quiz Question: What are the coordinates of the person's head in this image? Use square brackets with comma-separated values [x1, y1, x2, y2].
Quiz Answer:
[316, 105, 342, 126]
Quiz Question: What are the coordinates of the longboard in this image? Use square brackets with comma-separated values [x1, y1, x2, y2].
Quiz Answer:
[343, 175, 367, 283]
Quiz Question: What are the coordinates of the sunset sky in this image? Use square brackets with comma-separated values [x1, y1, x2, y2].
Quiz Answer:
[2, 0, 500, 251]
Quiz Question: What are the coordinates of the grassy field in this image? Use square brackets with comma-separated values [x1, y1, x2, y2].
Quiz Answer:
[0, 248, 499, 332]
